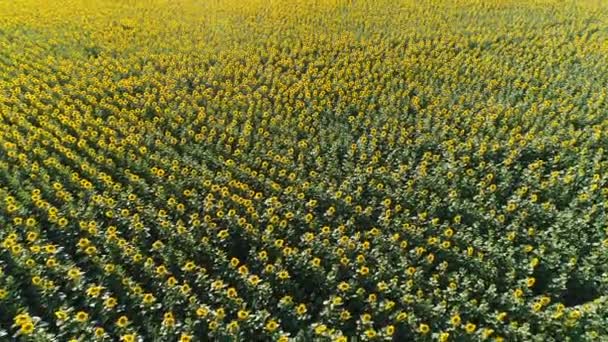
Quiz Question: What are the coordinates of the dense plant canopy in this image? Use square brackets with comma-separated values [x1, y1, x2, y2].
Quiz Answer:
[1, 0, 608, 341]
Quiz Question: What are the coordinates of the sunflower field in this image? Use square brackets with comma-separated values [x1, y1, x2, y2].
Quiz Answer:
[1, 0, 608, 341]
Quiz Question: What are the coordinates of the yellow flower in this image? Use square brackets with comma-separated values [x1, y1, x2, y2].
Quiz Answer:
[75, 311, 89, 322]
[179, 333, 192, 342]
[183, 261, 196, 271]
[465, 322, 477, 334]
[20, 322, 35, 335]
[86, 285, 103, 298]
[215, 308, 226, 320]
[116, 315, 129, 328]
[481, 328, 495, 339]
[58, 217, 69, 227]
[568, 310, 581, 320]
[32, 276, 42, 286]
[142, 293, 156, 304]
[180, 284, 191, 295]
[377, 281, 389, 292]
[361, 313, 372, 323]
[67, 268, 82, 280]
[418, 323, 430, 334]
[156, 265, 168, 276]
[526, 277, 536, 288]
[439, 332, 450, 342]
[530, 258, 540, 268]
[26, 232, 38, 242]
[265, 319, 279, 332]
[14, 313, 31, 326]
[513, 288, 523, 298]
[120, 334, 136, 342]
[364, 329, 377, 338]
[227, 320, 239, 333]
[265, 264, 275, 273]
[296, 304, 307, 315]
[237, 310, 250, 320]
[163, 312, 175, 327]
[368, 293, 377, 303]
[202, 316, 217, 329]
[196, 306, 209, 317]
[248, 275, 261, 286]
[77, 238, 90, 249]
[337, 282, 350, 291]
[396, 312, 407, 321]
[104, 264, 115, 273]
[94, 327, 105, 338]
[226, 287, 238, 298]
[450, 314, 461, 326]
[340, 310, 351, 321]
[238, 265, 249, 275]
[104, 297, 117, 309]
[55, 309, 68, 321]
[540, 296, 551, 306]
[314, 324, 328, 335]
[211, 280, 224, 291]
